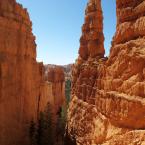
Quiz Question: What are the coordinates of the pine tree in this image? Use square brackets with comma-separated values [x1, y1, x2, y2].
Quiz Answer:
[65, 79, 71, 105]
[29, 120, 37, 145]
[36, 112, 45, 145]
[64, 130, 77, 145]
[42, 103, 55, 145]
[29, 104, 56, 145]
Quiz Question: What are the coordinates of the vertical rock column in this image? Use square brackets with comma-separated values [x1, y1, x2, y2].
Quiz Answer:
[67, 1, 107, 144]
[79, 0, 105, 60]
[72, 0, 105, 102]
[0, 0, 44, 145]
[46, 67, 65, 113]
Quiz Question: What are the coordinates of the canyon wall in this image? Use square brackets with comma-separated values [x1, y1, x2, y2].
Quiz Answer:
[0, 0, 47, 145]
[0, 1, 66, 145]
[45, 66, 66, 114]
[68, 0, 145, 144]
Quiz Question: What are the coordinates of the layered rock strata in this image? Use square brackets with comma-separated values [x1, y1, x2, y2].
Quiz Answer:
[68, 0, 145, 144]
[0, 0, 46, 145]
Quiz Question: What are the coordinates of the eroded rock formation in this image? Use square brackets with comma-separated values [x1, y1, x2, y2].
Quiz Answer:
[79, 0, 105, 60]
[0, 0, 46, 144]
[67, 0, 145, 144]
[0, 0, 66, 145]
[44, 66, 65, 113]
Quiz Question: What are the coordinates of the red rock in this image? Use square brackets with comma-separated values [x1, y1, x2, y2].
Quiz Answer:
[0, 1, 65, 145]
[47, 67, 65, 82]
[68, 0, 145, 144]
[46, 66, 65, 113]
[0, 1, 45, 145]
[79, 0, 105, 60]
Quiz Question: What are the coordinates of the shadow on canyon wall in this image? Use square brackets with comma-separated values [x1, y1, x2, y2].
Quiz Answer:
[28, 78, 76, 145]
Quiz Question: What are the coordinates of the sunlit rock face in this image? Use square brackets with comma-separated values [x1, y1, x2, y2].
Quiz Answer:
[0, 0, 45, 144]
[79, 0, 105, 60]
[68, 0, 145, 144]
[45, 66, 66, 113]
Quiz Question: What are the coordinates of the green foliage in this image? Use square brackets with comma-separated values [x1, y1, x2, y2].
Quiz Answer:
[29, 103, 55, 145]
[29, 120, 37, 145]
[29, 103, 77, 145]
[64, 130, 77, 145]
[36, 112, 44, 145]
[63, 79, 78, 145]
[56, 106, 67, 141]
[29, 71, 74, 145]
[65, 79, 71, 104]
[42, 103, 55, 145]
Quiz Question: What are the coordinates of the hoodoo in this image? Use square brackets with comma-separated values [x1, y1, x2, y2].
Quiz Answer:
[45, 66, 65, 113]
[79, 0, 105, 60]
[67, 0, 145, 144]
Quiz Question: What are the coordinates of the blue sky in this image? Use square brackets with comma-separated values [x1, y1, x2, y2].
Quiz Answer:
[16, 0, 116, 65]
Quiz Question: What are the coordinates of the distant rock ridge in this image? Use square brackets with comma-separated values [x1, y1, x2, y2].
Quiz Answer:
[67, 0, 145, 144]
[47, 67, 65, 82]
[45, 64, 72, 80]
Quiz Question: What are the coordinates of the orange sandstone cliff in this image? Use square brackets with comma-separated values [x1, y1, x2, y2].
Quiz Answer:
[0, 0, 51, 145]
[67, 0, 145, 144]
[44, 66, 65, 113]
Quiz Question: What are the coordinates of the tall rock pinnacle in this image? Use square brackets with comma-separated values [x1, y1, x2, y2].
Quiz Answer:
[79, 0, 105, 60]
[67, 0, 145, 144]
